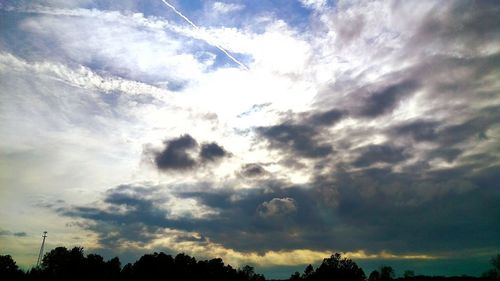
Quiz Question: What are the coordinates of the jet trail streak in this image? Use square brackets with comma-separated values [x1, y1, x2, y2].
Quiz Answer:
[160, 0, 249, 70]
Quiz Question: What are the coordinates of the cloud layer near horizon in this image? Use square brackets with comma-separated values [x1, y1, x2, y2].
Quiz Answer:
[0, 0, 499, 277]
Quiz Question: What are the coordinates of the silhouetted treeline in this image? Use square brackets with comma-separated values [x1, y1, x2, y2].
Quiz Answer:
[1, 249, 499, 281]
[0, 247, 263, 281]
[287, 254, 500, 281]
[288, 253, 366, 281]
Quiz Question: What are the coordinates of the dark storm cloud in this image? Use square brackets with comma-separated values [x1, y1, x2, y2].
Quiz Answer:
[145, 135, 230, 171]
[315, 162, 500, 253]
[390, 104, 497, 137]
[240, 163, 269, 178]
[0, 229, 27, 237]
[59, 182, 322, 251]
[206, 160, 500, 253]
[60, 184, 181, 248]
[468, 164, 500, 189]
[154, 134, 198, 170]
[308, 109, 345, 126]
[409, 0, 500, 52]
[200, 142, 229, 162]
[352, 144, 408, 167]
[254, 43, 497, 258]
[58, 162, 500, 254]
[255, 109, 345, 158]
[254, 80, 418, 159]
[356, 80, 420, 118]
[256, 123, 333, 158]
[426, 147, 462, 163]
[390, 120, 439, 142]
[436, 106, 500, 146]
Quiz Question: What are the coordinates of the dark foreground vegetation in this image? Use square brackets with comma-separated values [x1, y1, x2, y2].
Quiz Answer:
[1, 248, 498, 281]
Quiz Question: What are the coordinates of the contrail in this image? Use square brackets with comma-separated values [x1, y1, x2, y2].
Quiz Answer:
[160, 0, 249, 70]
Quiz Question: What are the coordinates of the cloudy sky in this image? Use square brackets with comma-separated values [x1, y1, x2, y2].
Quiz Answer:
[0, 0, 499, 278]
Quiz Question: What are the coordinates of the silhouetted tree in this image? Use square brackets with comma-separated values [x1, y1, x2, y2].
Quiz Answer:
[482, 254, 500, 279]
[105, 256, 121, 280]
[379, 265, 395, 281]
[370, 270, 381, 281]
[128, 252, 175, 280]
[83, 253, 120, 280]
[120, 263, 134, 281]
[197, 258, 226, 281]
[41, 246, 85, 280]
[290, 253, 365, 281]
[404, 270, 415, 278]
[0, 255, 23, 280]
[493, 255, 500, 272]
[174, 252, 197, 279]
[303, 264, 314, 279]
[114, 251, 262, 281]
[316, 253, 365, 281]
[290, 271, 301, 281]
[85, 253, 106, 276]
[239, 265, 265, 281]
[29, 246, 122, 281]
[241, 265, 256, 278]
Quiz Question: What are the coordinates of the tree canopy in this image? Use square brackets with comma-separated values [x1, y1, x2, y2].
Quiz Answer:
[1, 250, 499, 281]
[287, 253, 365, 281]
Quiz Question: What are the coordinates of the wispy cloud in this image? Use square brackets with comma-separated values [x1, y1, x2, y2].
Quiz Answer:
[211, 2, 244, 14]
[0, 52, 171, 99]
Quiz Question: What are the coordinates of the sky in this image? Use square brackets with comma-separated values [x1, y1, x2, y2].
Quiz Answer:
[0, 0, 499, 279]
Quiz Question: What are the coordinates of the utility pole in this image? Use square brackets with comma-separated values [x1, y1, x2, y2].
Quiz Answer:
[36, 231, 47, 267]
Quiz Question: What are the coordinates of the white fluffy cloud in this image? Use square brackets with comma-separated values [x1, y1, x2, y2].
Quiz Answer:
[212, 2, 244, 14]
[258, 198, 297, 218]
